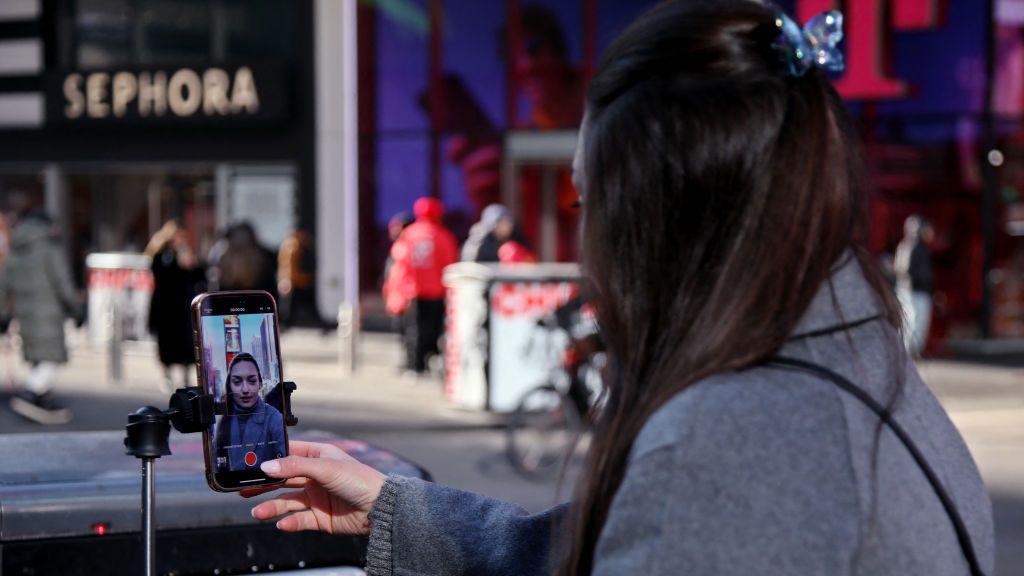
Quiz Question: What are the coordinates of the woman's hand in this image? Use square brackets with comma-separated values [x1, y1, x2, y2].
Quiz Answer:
[243, 440, 387, 536]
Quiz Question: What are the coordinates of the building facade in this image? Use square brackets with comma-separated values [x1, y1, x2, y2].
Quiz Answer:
[1, 0, 1022, 348]
[362, 0, 1024, 347]
[0, 0, 318, 296]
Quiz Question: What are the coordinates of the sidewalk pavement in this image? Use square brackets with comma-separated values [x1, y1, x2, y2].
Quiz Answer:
[4, 326, 501, 432]
[6, 326, 1019, 424]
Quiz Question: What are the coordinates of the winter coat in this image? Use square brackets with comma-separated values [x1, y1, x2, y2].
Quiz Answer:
[895, 237, 933, 295]
[364, 255, 994, 576]
[497, 240, 537, 263]
[215, 397, 286, 472]
[466, 228, 532, 263]
[278, 231, 315, 290]
[148, 247, 205, 366]
[0, 216, 81, 364]
[384, 199, 458, 313]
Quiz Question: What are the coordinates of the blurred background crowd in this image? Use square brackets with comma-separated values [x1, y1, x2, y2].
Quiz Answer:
[0, 0, 1021, 352]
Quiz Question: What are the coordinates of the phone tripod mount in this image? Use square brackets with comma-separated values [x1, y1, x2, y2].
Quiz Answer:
[123, 382, 299, 576]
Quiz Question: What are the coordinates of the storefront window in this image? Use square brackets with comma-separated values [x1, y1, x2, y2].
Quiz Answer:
[64, 169, 216, 283]
[369, 0, 604, 292]
[134, 0, 210, 65]
[73, 0, 293, 68]
[76, 0, 133, 68]
[362, 0, 1024, 341]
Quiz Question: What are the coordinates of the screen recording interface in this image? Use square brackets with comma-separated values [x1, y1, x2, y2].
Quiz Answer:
[200, 311, 285, 473]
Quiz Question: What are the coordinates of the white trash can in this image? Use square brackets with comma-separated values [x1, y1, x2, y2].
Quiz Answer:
[443, 262, 581, 412]
[85, 252, 154, 346]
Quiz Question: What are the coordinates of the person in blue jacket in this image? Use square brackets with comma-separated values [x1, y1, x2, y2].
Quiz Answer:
[215, 353, 285, 471]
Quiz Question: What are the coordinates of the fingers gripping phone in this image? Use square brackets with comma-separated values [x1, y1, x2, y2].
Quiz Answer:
[191, 291, 290, 492]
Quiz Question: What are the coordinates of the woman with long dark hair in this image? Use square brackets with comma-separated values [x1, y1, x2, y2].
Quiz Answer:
[215, 353, 286, 471]
[246, 2, 994, 574]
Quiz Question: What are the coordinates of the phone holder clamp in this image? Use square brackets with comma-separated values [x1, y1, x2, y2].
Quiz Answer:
[123, 382, 299, 576]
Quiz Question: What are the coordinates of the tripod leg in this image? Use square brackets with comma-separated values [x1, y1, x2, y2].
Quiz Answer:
[142, 458, 156, 576]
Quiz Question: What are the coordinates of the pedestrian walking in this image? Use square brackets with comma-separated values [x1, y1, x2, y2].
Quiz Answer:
[382, 212, 414, 336]
[382, 211, 414, 283]
[250, 3, 994, 575]
[145, 220, 206, 390]
[0, 211, 12, 390]
[384, 198, 457, 375]
[0, 205, 83, 424]
[0, 212, 10, 271]
[213, 222, 277, 298]
[461, 203, 531, 263]
[277, 229, 322, 329]
[894, 215, 934, 355]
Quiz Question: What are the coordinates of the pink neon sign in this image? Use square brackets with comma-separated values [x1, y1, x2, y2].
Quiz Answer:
[796, 0, 945, 99]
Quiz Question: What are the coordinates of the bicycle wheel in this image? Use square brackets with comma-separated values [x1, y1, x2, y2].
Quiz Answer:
[506, 384, 582, 478]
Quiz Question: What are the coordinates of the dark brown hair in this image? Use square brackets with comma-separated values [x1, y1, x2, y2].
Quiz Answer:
[560, 1, 901, 573]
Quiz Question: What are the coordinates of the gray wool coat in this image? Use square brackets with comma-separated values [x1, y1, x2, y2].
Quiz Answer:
[364, 255, 994, 576]
[0, 216, 81, 364]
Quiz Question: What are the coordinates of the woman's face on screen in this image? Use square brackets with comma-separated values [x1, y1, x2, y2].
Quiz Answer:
[229, 361, 260, 409]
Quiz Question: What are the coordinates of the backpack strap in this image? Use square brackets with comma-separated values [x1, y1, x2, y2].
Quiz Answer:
[770, 356, 984, 576]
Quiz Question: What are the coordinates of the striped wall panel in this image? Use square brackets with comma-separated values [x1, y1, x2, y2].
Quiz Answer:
[0, 0, 41, 129]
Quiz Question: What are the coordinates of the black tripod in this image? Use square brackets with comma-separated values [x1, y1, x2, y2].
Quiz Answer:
[124, 383, 297, 576]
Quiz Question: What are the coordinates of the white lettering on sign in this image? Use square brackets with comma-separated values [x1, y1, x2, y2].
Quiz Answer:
[203, 68, 231, 115]
[85, 72, 109, 118]
[62, 67, 262, 120]
[230, 66, 260, 113]
[167, 68, 202, 116]
[491, 282, 579, 318]
[138, 71, 168, 117]
[63, 73, 84, 118]
[111, 72, 137, 118]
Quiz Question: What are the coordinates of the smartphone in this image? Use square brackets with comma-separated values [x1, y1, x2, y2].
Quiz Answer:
[191, 291, 290, 492]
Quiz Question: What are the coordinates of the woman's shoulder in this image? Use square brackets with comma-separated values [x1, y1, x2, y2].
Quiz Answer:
[632, 365, 849, 464]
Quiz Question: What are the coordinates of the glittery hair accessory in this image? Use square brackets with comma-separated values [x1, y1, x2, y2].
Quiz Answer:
[772, 10, 845, 77]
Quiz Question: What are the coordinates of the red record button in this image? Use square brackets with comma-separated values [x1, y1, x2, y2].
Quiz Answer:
[244, 451, 258, 467]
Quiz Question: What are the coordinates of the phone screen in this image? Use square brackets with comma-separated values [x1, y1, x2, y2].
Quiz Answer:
[196, 292, 288, 489]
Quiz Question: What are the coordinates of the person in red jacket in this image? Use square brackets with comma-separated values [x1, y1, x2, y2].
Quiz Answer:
[497, 240, 537, 264]
[385, 197, 458, 375]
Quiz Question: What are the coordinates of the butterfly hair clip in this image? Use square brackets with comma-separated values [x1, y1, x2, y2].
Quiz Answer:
[772, 10, 845, 77]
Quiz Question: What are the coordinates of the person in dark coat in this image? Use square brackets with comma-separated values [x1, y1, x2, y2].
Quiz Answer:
[0, 206, 83, 424]
[146, 221, 206, 390]
[461, 204, 531, 263]
[277, 229, 323, 329]
[215, 222, 278, 299]
[894, 215, 935, 356]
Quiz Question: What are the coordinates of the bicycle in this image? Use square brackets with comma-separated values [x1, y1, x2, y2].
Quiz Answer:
[505, 299, 604, 479]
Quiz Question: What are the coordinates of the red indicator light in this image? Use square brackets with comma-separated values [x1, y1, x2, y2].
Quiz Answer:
[91, 522, 109, 536]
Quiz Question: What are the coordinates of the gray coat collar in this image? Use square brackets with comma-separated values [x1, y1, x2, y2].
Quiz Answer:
[790, 252, 884, 339]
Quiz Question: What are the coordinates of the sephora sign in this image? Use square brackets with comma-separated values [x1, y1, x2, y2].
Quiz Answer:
[46, 63, 287, 125]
